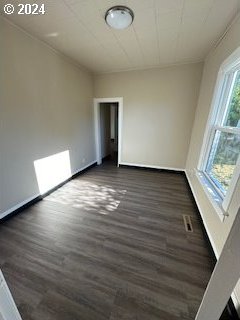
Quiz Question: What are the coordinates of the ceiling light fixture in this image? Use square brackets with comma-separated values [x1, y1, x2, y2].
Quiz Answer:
[105, 6, 134, 30]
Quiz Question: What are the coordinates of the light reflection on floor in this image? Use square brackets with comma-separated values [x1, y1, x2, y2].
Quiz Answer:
[45, 179, 127, 215]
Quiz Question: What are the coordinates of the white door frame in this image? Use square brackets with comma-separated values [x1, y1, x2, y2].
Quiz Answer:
[94, 97, 123, 166]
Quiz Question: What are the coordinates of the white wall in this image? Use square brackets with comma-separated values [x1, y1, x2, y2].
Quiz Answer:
[94, 63, 203, 170]
[0, 17, 95, 215]
[186, 15, 240, 309]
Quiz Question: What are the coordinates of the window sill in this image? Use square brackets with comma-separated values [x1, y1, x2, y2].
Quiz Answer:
[196, 171, 228, 222]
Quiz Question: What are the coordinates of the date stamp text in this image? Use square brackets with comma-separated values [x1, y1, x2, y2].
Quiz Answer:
[3, 3, 45, 15]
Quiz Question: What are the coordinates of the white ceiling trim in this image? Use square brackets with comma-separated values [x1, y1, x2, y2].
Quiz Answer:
[205, 11, 240, 63]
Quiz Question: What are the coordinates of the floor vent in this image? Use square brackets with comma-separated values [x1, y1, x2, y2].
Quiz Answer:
[183, 215, 193, 232]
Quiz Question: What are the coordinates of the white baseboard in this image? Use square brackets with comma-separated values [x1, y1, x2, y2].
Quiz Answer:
[0, 160, 97, 220]
[119, 161, 185, 172]
[185, 171, 219, 258]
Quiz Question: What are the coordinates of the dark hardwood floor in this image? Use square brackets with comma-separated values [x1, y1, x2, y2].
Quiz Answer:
[0, 160, 216, 320]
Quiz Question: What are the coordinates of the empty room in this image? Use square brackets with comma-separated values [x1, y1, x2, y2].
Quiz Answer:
[0, 1, 240, 319]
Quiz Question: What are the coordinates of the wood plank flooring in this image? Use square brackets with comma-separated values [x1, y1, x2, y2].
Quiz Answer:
[0, 160, 215, 320]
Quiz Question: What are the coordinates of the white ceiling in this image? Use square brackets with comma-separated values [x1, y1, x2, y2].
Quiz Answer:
[1, 0, 240, 73]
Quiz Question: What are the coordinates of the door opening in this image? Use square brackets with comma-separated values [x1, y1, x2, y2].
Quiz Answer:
[100, 102, 118, 164]
[94, 98, 123, 167]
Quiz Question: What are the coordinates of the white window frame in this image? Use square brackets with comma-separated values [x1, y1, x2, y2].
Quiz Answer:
[198, 47, 240, 220]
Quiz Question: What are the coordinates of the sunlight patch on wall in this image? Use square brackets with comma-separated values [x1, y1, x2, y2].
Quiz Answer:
[34, 150, 71, 195]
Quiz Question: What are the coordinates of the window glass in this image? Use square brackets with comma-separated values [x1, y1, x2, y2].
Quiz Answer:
[206, 131, 240, 194]
[224, 71, 240, 128]
[201, 52, 240, 211]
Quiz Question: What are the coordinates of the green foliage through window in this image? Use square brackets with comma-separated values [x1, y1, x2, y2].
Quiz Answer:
[225, 72, 240, 127]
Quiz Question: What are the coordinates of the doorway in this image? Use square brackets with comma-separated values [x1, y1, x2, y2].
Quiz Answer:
[94, 97, 123, 167]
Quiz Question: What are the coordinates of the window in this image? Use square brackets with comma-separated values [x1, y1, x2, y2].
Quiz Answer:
[199, 50, 240, 216]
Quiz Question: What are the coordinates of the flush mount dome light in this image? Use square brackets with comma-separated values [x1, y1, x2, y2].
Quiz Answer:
[105, 6, 134, 30]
